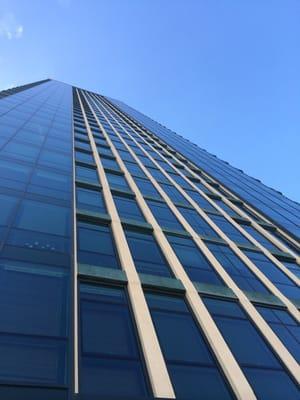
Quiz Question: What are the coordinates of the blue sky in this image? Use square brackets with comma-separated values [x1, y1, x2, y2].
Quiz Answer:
[1, 0, 299, 202]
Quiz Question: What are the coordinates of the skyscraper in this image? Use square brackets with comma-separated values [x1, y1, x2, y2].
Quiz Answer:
[0, 79, 299, 400]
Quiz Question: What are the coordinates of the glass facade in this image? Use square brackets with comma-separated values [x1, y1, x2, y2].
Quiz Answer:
[0, 80, 299, 399]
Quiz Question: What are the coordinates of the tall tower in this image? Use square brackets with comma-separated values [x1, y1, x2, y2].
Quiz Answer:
[0, 79, 299, 400]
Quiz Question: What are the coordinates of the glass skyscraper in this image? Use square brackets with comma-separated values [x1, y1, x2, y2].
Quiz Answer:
[0, 79, 299, 400]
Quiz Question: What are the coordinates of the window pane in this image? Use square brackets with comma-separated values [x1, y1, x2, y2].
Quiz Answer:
[77, 222, 120, 269]
[146, 292, 232, 399]
[80, 284, 149, 397]
[125, 229, 171, 277]
[114, 195, 145, 222]
[167, 235, 224, 285]
[147, 200, 183, 231]
[76, 187, 106, 213]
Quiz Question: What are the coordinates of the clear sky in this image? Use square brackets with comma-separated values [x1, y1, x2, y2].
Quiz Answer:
[1, 0, 299, 202]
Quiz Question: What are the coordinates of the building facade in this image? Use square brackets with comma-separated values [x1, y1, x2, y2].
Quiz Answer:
[0, 79, 299, 400]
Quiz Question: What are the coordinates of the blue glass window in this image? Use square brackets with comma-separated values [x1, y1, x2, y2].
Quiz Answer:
[204, 298, 300, 400]
[106, 172, 129, 191]
[208, 214, 251, 245]
[80, 284, 150, 397]
[76, 165, 99, 184]
[167, 234, 224, 285]
[178, 206, 219, 238]
[13, 199, 70, 237]
[77, 221, 120, 269]
[125, 229, 171, 277]
[207, 243, 269, 294]
[160, 183, 190, 205]
[133, 176, 161, 198]
[76, 187, 106, 213]
[212, 199, 240, 217]
[75, 150, 94, 164]
[243, 250, 300, 299]
[113, 195, 145, 222]
[124, 161, 147, 177]
[185, 189, 216, 211]
[241, 224, 280, 252]
[282, 261, 300, 279]
[0, 193, 19, 226]
[255, 305, 300, 363]
[147, 200, 183, 231]
[146, 293, 232, 399]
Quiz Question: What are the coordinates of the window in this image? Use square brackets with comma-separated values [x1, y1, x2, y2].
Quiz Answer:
[243, 250, 300, 299]
[168, 172, 191, 188]
[97, 146, 114, 157]
[208, 214, 251, 245]
[125, 229, 171, 277]
[76, 187, 106, 213]
[76, 165, 99, 185]
[167, 235, 224, 285]
[204, 298, 299, 400]
[255, 305, 300, 363]
[160, 183, 190, 205]
[147, 167, 170, 183]
[77, 222, 120, 269]
[75, 150, 94, 164]
[124, 161, 147, 178]
[282, 261, 300, 279]
[133, 177, 161, 198]
[270, 231, 300, 256]
[147, 200, 183, 231]
[207, 243, 269, 294]
[105, 172, 129, 191]
[14, 199, 70, 237]
[100, 156, 120, 171]
[0, 193, 19, 226]
[241, 224, 280, 252]
[113, 195, 145, 222]
[117, 149, 135, 162]
[178, 207, 219, 238]
[146, 292, 232, 399]
[80, 284, 150, 397]
[212, 199, 240, 217]
[0, 260, 68, 385]
[185, 189, 216, 211]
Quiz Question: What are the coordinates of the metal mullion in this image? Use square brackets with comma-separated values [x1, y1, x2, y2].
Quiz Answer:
[91, 94, 300, 316]
[89, 92, 300, 384]
[85, 91, 257, 400]
[77, 90, 175, 399]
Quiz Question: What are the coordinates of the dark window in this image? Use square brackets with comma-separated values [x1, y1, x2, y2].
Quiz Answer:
[14, 199, 70, 237]
[80, 284, 150, 397]
[178, 207, 219, 238]
[76, 187, 106, 213]
[147, 200, 183, 231]
[75, 150, 94, 164]
[167, 235, 224, 285]
[125, 229, 171, 277]
[106, 172, 129, 191]
[241, 225, 280, 252]
[204, 298, 299, 400]
[147, 167, 170, 183]
[114, 195, 145, 222]
[146, 293, 232, 399]
[243, 250, 300, 299]
[160, 183, 190, 205]
[100, 156, 120, 171]
[77, 222, 120, 269]
[209, 214, 251, 245]
[255, 305, 300, 363]
[185, 189, 216, 211]
[207, 243, 269, 294]
[282, 261, 300, 279]
[134, 177, 161, 198]
[76, 165, 99, 184]
[124, 161, 147, 178]
[270, 231, 300, 256]
[212, 199, 240, 217]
